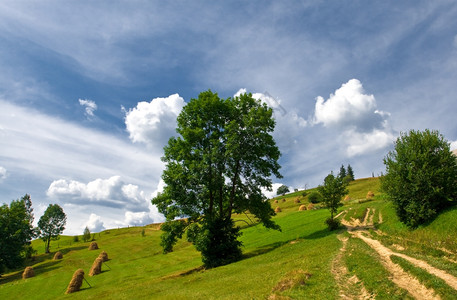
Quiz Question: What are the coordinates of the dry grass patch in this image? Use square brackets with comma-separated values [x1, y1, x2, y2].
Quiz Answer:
[271, 269, 312, 293]
[22, 266, 34, 279]
[66, 269, 84, 294]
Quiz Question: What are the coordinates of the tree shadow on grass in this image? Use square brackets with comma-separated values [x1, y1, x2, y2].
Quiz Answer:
[302, 227, 341, 240]
[0, 260, 62, 285]
[242, 241, 289, 260]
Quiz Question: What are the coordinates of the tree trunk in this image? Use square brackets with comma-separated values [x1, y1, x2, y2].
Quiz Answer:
[228, 160, 240, 218]
[45, 236, 51, 253]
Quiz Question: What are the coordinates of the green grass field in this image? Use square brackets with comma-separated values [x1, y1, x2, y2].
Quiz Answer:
[1, 177, 457, 299]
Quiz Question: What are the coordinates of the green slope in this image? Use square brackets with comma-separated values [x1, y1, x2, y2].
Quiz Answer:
[1, 177, 456, 299]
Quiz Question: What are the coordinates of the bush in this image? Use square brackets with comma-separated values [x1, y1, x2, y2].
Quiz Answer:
[73, 235, 79, 243]
[382, 129, 457, 228]
[193, 217, 242, 268]
[308, 191, 323, 203]
[325, 217, 341, 231]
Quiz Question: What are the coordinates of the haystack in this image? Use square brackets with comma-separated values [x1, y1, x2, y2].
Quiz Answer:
[366, 191, 375, 199]
[274, 199, 278, 203]
[275, 207, 282, 213]
[98, 251, 108, 262]
[298, 205, 306, 211]
[294, 199, 301, 204]
[344, 195, 351, 201]
[89, 257, 103, 276]
[66, 269, 84, 294]
[307, 203, 314, 210]
[22, 266, 34, 279]
[53, 251, 63, 260]
[88, 241, 98, 250]
[282, 198, 286, 202]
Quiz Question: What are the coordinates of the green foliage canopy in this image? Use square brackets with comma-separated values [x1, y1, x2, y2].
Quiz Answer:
[382, 129, 457, 228]
[83, 226, 91, 242]
[318, 172, 348, 229]
[38, 204, 66, 253]
[152, 90, 282, 267]
[276, 185, 290, 196]
[0, 194, 36, 273]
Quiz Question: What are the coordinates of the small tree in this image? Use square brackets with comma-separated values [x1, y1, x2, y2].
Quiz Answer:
[308, 191, 323, 203]
[318, 172, 348, 230]
[276, 185, 290, 196]
[83, 226, 91, 242]
[382, 129, 457, 228]
[347, 165, 355, 181]
[38, 204, 66, 253]
[338, 165, 347, 179]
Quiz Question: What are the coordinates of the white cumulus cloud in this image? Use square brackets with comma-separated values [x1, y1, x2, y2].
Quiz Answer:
[124, 94, 185, 149]
[79, 99, 97, 117]
[0, 166, 7, 180]
[85, 213, 105, 232]
[313, 79, 395, 156]
[123, 211, 153, 226]
[47, 176, 150, 212]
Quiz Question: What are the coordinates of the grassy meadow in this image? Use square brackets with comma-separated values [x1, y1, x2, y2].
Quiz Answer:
[1, 177, 457, 299]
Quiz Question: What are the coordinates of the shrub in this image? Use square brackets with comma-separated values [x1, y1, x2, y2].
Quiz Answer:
[382, 129, 457, 227]
[193, 217, 242, 268]
[308, 191, 323, 204]
[325, 217, 341, 231]
[73, 235, 79, 243]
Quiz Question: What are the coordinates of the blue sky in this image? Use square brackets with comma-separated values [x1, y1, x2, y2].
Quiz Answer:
[1, 1, 457, 234]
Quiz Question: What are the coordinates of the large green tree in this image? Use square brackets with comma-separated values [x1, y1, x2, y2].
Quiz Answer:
[318, 172, 348, 230]
[38, 204, 66, 253]
[0, 195, 36, 274]
[153, 90, 282, 267]
[382, 129, 457, 228]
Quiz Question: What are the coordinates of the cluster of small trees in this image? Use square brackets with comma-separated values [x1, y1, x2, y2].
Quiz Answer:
[0, 195, 66, 274]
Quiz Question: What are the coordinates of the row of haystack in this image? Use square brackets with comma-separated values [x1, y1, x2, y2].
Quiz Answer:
[275, 203, 315, 213]
[22, 251, 65, 279]
[66, 248, 109, 294]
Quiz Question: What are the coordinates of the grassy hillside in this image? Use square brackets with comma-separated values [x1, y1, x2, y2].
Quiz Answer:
[1, 177, 456, 299]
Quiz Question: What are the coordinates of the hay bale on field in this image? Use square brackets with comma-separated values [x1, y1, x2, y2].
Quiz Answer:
[88, 241, 98, 250]
[274, 199, 278, 203]
[366, 191, 375, 199]
[22, 267, 34, 279]
[98, 251, 108, 262]
[275, 207, 282, 213]
[344, 195, 351, 201]
[53, 251, 63, 260]
[298, 205, 306, 211]
[294, 199, 300, 203]
[89, 257, 103, 276]
[307, 203, 314, 210]
[66, 269, 84, 294]
[282, 198, 286, 202]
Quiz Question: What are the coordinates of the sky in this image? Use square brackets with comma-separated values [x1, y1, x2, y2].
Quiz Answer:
[1, 1, 457, 235]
